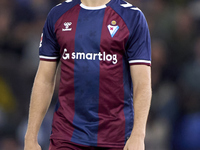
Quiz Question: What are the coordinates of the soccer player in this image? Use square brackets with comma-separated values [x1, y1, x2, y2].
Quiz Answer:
[24, 0, 152, 150]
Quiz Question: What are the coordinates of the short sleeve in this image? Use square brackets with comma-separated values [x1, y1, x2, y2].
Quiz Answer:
[39, 11, 60, 61]
[126, 10, 151, 66]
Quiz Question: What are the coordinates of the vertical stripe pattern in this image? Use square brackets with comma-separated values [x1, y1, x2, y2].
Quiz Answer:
[97, 7, 130, 146]
[123, 56, 134, 143]
[51, 5, 81, 141]
[71, 8, 106, 146]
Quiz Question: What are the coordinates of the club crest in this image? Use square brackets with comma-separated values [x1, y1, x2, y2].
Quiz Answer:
[107, 20, 119, 38]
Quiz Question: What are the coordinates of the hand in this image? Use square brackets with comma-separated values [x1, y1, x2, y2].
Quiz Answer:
[24, 139, 41, 150]
[123, 135, 145, 150]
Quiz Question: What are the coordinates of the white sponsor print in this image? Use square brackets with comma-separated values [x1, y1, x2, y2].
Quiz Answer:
[62, 48, 118, 64]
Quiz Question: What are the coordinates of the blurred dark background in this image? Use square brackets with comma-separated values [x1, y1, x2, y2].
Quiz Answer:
[0, 0, 200, 149]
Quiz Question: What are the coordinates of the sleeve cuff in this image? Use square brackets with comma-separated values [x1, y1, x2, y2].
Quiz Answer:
[39, 56, 59, 61]
[129, 60, 151, 66]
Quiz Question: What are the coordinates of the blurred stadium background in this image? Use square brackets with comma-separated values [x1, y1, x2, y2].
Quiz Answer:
[0, 0, 200, 149]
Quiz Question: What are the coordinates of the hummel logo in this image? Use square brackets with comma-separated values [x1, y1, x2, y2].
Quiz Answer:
[62, 22, 72, 31]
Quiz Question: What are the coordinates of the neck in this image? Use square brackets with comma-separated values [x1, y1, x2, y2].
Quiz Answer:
[81, 0, 111, 7]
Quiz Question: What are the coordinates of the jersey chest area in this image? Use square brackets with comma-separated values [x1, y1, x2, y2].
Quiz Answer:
[54, 6, 130, 60]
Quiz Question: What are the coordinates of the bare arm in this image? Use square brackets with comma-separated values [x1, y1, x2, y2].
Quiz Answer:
[24, 60, 58, 150]
[124, 65, 152, 150]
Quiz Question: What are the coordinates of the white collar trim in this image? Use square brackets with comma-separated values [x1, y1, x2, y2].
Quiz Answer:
[80, 3, 106, 10]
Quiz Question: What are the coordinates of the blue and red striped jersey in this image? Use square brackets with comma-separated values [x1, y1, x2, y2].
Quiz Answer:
[39, 0, 151, 148]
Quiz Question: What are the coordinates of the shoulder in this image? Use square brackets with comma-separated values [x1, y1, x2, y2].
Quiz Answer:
[47, 0, 80, 24]
[108, 0, 146, 30]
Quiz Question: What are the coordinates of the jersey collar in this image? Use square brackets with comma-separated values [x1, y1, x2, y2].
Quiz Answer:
[80, 3, 107, 10]
[79, 0, 116, 10]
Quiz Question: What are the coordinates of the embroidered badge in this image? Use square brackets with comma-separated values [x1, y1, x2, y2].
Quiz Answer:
[107, 20, 119, 37]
